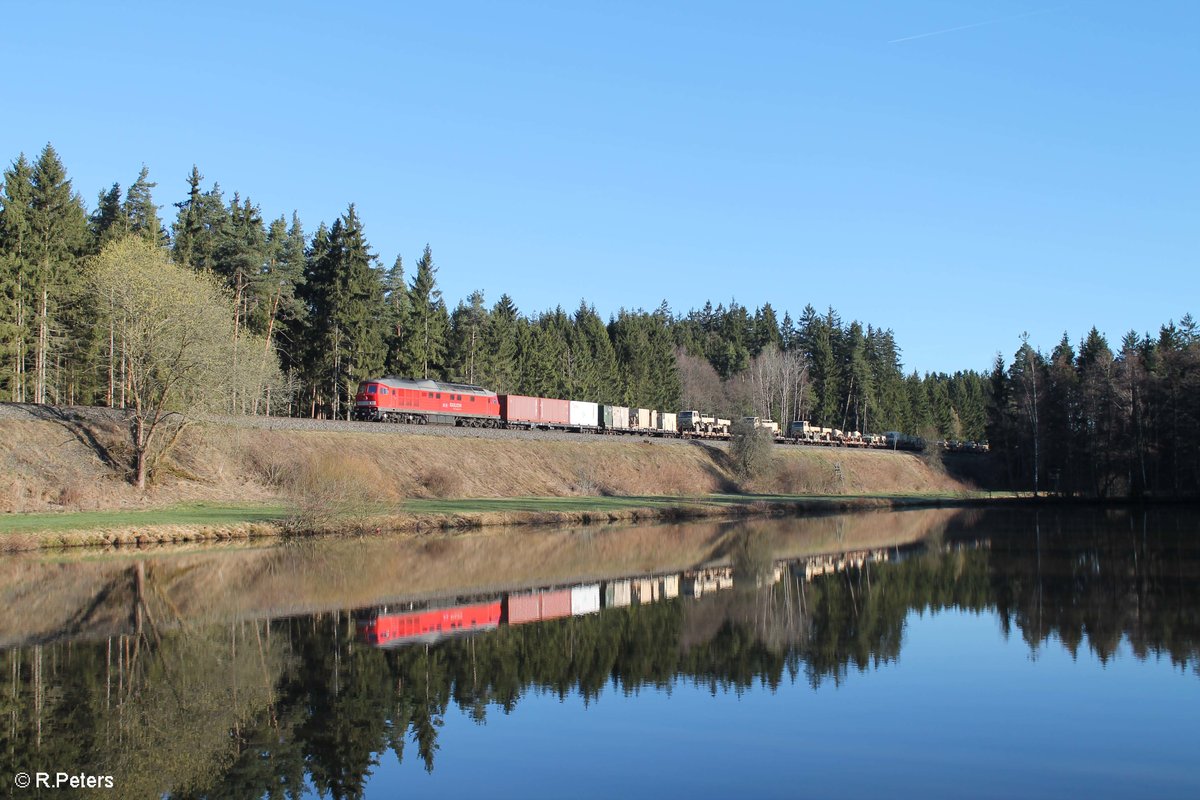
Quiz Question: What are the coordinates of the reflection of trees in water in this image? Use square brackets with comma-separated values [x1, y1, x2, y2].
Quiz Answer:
[0, 563, 286, 798]
[1, 509, 1198, 798]
[989, 510, 1200, 670]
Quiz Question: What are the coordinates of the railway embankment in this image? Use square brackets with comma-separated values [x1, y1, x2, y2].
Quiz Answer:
[0, 403, 983, 548]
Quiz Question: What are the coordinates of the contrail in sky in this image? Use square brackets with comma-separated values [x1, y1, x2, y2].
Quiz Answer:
[889, 6, 1062, 44]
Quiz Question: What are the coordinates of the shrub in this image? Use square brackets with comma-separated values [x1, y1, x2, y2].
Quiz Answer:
[419, 465, 463, 499]
[729, 419, 774, 483]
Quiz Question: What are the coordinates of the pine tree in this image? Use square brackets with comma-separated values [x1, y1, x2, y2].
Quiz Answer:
[171, 169, 227, 272]
[447, 290, 488, 384]
[866, 327, 907, 432]
[333, 207, 386, 416]
[28, 144, 89, 404]
[899, 372, 929, 436]
[402, 244, 447, 379]
[1043, 332, 1078, 492]
[804, 312, 841, 427]
[383, 255, 410, 374]
[480, 294, 520, 393]
[171, 166, 204, 267]
[0, 154, 34, 401]
[89, 183, 124, 249]
[841, 321, 873, 432]
[573, 301, 619, 403]
[520, 311, 569, 397]
[751, 303, 782, 356]
[123, 165, 166, 244]
[212, 194, 268, 410]
[253, 214, 306, 412]
[297, 222, 332, 416]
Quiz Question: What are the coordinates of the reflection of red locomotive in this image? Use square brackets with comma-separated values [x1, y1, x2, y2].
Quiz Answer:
[357, 600, 502, 647]
[357, 587, 603, 648]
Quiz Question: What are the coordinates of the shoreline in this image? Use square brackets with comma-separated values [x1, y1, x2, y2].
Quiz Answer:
[7, 491, 1184, 553]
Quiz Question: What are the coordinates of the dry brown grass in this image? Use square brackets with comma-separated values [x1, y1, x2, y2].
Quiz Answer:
[752, 448, 973, 496]
[0, 415, 977, 518]
[418, 465, 464, 498]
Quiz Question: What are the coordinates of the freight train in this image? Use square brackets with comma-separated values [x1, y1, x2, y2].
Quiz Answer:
[352, 376, 926, 451]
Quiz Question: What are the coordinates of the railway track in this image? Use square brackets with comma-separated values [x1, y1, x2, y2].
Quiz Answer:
[0, 401, 938, 454]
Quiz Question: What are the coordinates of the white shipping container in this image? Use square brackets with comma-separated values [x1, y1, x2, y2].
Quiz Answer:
[569, 400, 599, 428]
[606, 579, 632, 607]
[634, 578, 656, 603]
[612, 406, 630, 429]
[571, 584, 602, 615]
[650, 409, 659, 429]
[634, 408, 652, 429]
[661, 574, 679, 598]
[658, 412, 677, 432]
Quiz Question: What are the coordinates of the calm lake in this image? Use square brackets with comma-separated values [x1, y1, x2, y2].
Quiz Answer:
[1, 506, 1197, 798]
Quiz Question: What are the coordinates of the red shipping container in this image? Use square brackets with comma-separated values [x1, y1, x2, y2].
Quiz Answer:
[500, 395, 571, 426]
[540, 398, 570, 425]
[505, 593, 542, 625]
[500, 394, 537, 424]
[540, 589, 572, 620]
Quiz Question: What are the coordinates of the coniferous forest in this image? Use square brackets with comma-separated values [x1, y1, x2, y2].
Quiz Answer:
[1, 145, 1198, 496]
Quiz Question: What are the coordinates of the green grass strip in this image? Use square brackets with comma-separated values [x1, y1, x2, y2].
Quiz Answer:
[0, 492, 991, 535]
[0, 502, 289, 533]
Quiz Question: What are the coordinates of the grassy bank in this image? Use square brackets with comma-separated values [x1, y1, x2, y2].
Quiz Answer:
[0, 409, 992, 549]
[0, 491, 999, 551]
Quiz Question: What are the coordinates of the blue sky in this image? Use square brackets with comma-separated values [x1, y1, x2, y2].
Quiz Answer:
[4, 1, 1196, 374]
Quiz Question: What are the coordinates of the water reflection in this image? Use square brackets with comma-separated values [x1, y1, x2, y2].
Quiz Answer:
[0, 507, 1197, 798]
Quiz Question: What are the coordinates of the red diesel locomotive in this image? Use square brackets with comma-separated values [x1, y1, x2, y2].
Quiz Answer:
[353, 377, 501, 426]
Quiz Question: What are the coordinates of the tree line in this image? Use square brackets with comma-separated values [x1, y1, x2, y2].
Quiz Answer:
[987, 322, 1200, 496]
[11, 144, 1196, 497]
[0, 144, 989, 438]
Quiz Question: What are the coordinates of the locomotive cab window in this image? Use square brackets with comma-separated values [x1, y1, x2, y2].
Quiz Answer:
[367, 385, 377, 394]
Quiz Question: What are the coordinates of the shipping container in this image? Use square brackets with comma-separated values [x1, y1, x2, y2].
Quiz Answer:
[612, 406, 630, 429]
[605, 579, 632, 607]
[569, 400, 599, 428]
[570, 584, 602, 615]
[505, 593, 542, 625]
[600, 405, 613, 428]
[658, 412, 677, 432]
[500, 395, 571, 426]
[633, 408, 652, 429]
[661, 574, 680, 599]
[540, 588, 573, 620]
[633, 577, 656, 603]
[542, 398, 570, 425]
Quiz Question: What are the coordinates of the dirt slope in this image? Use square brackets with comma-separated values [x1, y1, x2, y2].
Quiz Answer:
[0, 410, 973, 514]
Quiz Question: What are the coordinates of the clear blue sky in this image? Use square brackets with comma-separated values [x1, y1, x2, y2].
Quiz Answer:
[4, 0, 1196, 374]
